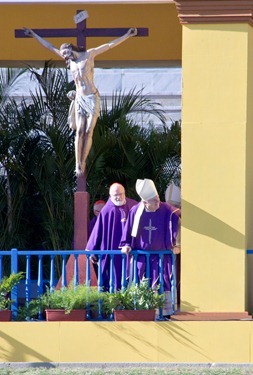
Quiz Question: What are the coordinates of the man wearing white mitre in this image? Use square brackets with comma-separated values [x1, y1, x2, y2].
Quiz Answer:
[120, 178, 180, 318]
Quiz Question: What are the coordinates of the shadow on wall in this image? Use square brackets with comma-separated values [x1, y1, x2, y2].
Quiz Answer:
[182, 200, 245, 250]
[0, 330, 54, 363]
[182, 200, 253, 312]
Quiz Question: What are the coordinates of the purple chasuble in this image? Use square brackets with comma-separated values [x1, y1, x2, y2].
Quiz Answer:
[86, 197, 137, 290]
[89, 216, 97, 237]
[120, 202, 179, 291]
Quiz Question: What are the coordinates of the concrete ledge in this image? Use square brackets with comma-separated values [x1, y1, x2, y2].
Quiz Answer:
[171, 312, 252, 321]
[2, 362, 253, 369]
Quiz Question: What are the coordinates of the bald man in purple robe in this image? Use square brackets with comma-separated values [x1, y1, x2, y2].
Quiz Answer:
[86, 183, 137, 290]
[120, 178, 180, 317]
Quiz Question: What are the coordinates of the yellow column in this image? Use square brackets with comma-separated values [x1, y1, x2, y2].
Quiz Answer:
[175, 0, 253, 314]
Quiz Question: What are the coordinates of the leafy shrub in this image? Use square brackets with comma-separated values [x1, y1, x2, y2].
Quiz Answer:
[0, 272, 24, 310]
[102, 278, 165, 314]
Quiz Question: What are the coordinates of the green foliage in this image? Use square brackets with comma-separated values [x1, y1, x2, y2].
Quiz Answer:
[27, 283, 101, 315]
[0, 272, 24, 310]
[102, 278, 165, 314]
[18, 279, 165, 320]
[0, 63, 75, 253]
[87, 89, 181, 203]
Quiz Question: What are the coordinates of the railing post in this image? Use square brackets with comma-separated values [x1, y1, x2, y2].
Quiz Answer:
[121, 254, 127, 289]
[85, 254, 91, 320]
[85, 254, 91, 286]
[74, 254, 79, 287]
[61, 255, 67, 288]
[171, 253, 176, 314]
[10, 248, 18, 318]
[50, 255, 55, 292]
[25, 255, 31, 319]
[146, 253, 150, 282]
[109, 255, 115, 294]
[97, 254, 104, 320]
[37, 255, 43, 320]
[11, 248, 18, 274]
[158, 253, 164, 320]
[133, 252, 138, 284]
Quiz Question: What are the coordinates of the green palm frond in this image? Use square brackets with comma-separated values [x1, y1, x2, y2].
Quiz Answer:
[0, 63, 75, 251]
[87, 89, 180, 202]
[0, 68, 27, 104]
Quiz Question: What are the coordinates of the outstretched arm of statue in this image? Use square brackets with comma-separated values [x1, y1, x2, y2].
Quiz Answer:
[92, 27, 138, 57]
[23, 27, 62, 58]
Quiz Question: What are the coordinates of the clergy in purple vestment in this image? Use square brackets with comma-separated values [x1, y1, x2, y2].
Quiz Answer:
[86, 183, 137, 290]
[120, 178, 180, 316]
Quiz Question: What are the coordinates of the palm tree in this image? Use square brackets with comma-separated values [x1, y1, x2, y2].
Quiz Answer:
[0, 67, 31, 250]
[87, 89, 181, 204]
[0, 63, 75, 252]
[134, 120, 181, 199]
[25, 63, 76, 250]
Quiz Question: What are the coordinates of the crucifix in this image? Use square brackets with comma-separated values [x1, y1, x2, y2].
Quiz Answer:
[15, 10, 148, 192]
[144, 219, 157, 245]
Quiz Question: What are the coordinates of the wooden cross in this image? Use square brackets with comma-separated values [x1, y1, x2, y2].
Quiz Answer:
[15, 10, 148, 50]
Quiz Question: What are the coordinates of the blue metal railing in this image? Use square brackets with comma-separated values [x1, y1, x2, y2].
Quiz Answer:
[0, 248, 177, 320]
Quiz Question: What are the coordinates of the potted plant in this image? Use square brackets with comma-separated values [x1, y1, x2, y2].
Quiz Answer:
[27, 283, 101, 321]
[102, 278, 165, 321]
[0, 272, 24, 321]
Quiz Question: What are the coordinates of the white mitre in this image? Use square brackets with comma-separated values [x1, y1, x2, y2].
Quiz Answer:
[135, 178, 158, 200]
[132, 179, 158, 237]
[165, 182, 181, 206]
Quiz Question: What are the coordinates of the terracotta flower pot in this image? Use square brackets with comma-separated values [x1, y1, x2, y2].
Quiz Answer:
[0, 310, 12, 321]
[45, 309, 87, 321]
[114, 309, 156, 321]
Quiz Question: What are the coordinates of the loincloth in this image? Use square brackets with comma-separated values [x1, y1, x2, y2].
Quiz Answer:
[68, 91, 100, 129]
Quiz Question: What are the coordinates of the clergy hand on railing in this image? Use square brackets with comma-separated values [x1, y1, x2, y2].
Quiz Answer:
[172, 246, 181, 255]
[90, 255, 98, 264]
[120, 245, 132, 254]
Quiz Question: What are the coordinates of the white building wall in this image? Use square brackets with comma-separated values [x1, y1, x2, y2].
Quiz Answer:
[11, 67, 182, 127]
[95, 67, 182, 126]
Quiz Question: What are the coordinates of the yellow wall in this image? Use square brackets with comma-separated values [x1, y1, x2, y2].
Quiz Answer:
[181, 24, 253, 312]
[0, 321, 252, 363]
[247, 255, 253, 312]
[0, 3, 182, 67]
[246, 28, 253, 251]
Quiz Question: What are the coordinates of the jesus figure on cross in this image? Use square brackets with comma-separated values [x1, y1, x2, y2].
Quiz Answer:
[24, 23, 137, 176]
